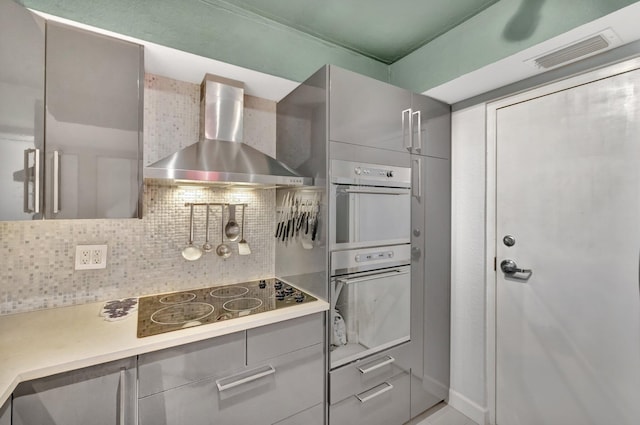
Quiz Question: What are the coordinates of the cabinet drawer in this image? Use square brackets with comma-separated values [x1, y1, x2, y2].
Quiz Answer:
[139, 342, 324, 425]
[330, 343, 409, 404]
[273, 403, 324, 425]
[247, 312, 324, 365]
[329, 372, 410, 425]
[138, 331, 245, 397]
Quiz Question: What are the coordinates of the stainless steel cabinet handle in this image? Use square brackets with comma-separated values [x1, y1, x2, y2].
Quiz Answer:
[23, 148, 40, 213]
[119, 368, 126, 425]
[216, 365, 276, 391]
[53, 150, 61, 214]
[402, 108, 413, 151]
[411, 158, 422, 199]
[500, 259, 532, 277]
[356, 382, 394, 403]
[357, 355, 395, 374]
[412, 110, 422, 153]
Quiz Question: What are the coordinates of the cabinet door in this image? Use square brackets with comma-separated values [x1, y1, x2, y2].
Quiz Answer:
[329, 66, 411, 153]
[0, 397, 10, 425]
[45, 22, 143, 219]
[0, 0, 45, 220]
[411, 94, 451, 159]
[13, 357, 136, 425]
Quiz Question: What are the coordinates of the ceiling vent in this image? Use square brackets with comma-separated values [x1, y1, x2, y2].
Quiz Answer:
[525, 29, 622, 70]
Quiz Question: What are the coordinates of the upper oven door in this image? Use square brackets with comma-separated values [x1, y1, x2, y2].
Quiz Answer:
[330, 159, 411, 250]
[332, 185, 411, 250]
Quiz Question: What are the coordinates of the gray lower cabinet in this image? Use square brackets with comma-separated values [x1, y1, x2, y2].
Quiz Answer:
[12, 357, 136, 425]
[0, 397, 10, 425]
[329, 372, 410, 425]
[138, 313, 326, 425]
[274, 403, 324, 425]
[329, 344, 411, 425]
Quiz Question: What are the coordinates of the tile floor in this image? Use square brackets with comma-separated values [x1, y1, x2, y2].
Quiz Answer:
[408, 403, 479, 425]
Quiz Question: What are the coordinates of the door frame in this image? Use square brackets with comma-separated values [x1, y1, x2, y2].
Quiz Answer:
[484, 55, 640, 425]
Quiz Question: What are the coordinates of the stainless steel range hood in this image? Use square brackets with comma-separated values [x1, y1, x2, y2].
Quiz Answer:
[145, 74, 311, 187]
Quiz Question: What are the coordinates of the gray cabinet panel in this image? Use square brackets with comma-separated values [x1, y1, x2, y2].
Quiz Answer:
[409, 155, 451, 417]
[273, 403, 324, 425]
[329, 343, 410, 404]
[0, 0, 45, 220]
[13, 357, 136, 425]
[329, 66, 410, 153]
[411, 94, 451, 159]
[138, 330, 245, 398]
[45, 22, 142, 219]
[0, 397, 10, 425]
[247, 312, 324, 365]
[329, 372, 410, 425]
[139, 343, 324, 425]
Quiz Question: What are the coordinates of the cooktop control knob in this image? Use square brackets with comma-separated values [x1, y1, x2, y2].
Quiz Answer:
[294, 292, 305, 303]
[387, 170, 394, 178]
[259, 280, 266, 289]
[274, 281, 283, 290]
[276, 290, 285, 301]
[284, 286, 294, 295]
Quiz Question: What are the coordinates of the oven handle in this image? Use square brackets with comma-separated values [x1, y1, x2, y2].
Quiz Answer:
[337, 268, 409, 285]
[340, 187, 410, 196]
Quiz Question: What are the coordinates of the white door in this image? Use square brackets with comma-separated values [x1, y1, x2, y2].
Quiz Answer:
[495, 65, 640, 424]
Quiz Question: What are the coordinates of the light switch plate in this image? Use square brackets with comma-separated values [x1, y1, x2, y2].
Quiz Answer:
[75, 245, 108, 270]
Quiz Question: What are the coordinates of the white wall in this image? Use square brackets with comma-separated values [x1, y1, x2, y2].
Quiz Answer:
[449, 104, 489, 424]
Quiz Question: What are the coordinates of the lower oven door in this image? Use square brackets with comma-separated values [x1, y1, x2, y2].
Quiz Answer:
[330, 265, 411, 369]
[331, 184, 411, 250]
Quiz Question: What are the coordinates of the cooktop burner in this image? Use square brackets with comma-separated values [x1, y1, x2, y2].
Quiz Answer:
[137, 278, 317, 338]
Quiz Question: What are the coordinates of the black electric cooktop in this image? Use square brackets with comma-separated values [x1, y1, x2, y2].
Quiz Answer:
[137, 278, 316, 338]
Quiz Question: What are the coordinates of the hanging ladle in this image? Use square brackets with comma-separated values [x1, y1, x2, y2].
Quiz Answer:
[202, 204, 213, 252]
[224, 204, 241, 241]
[182, 204, 202, 261]
[216, 204, 232, 259]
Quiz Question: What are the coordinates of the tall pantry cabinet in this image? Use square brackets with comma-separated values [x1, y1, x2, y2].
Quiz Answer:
[277, 65, 451, 424]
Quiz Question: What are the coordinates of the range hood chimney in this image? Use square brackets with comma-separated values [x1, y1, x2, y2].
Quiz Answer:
[145, 74, 311, 187]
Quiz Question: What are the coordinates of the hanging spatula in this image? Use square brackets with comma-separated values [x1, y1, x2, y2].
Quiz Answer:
[238, 204, 251, 255]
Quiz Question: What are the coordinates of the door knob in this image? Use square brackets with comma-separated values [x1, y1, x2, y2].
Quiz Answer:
[500, 259, 532, 276]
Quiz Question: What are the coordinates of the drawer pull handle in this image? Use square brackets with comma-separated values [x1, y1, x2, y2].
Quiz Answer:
[357, 355, 395, 374]
[216, 365, 276, 391]
[356, 382, 394, 403]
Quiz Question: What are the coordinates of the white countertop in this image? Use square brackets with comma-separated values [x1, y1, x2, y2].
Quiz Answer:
[0, 297, 329, 406]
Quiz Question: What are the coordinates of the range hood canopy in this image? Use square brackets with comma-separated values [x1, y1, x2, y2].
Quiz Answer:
[145, 74, 311, 187]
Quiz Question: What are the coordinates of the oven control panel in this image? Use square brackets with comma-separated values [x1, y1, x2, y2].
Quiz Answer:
[331, 159, 411, 187]
[355, 251, 394, 262]
[331, 244, 411, 275]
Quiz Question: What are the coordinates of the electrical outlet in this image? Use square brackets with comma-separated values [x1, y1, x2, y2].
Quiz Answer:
[75, 245, 108, 270]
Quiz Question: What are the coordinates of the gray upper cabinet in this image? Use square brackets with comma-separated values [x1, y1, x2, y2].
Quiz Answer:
[411, 93, 451, 159]
[45, 22, 143, 219]
[0, 0, 143, 221]
[329, 66, 411, 153]
[0, 0, 45, 220]
[328, 66, 450, 159]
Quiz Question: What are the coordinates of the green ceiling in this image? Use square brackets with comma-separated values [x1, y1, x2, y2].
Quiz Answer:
[20, 0, 640, 95]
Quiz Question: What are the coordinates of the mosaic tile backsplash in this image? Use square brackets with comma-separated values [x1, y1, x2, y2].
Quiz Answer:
[0, 74, 277, 315]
